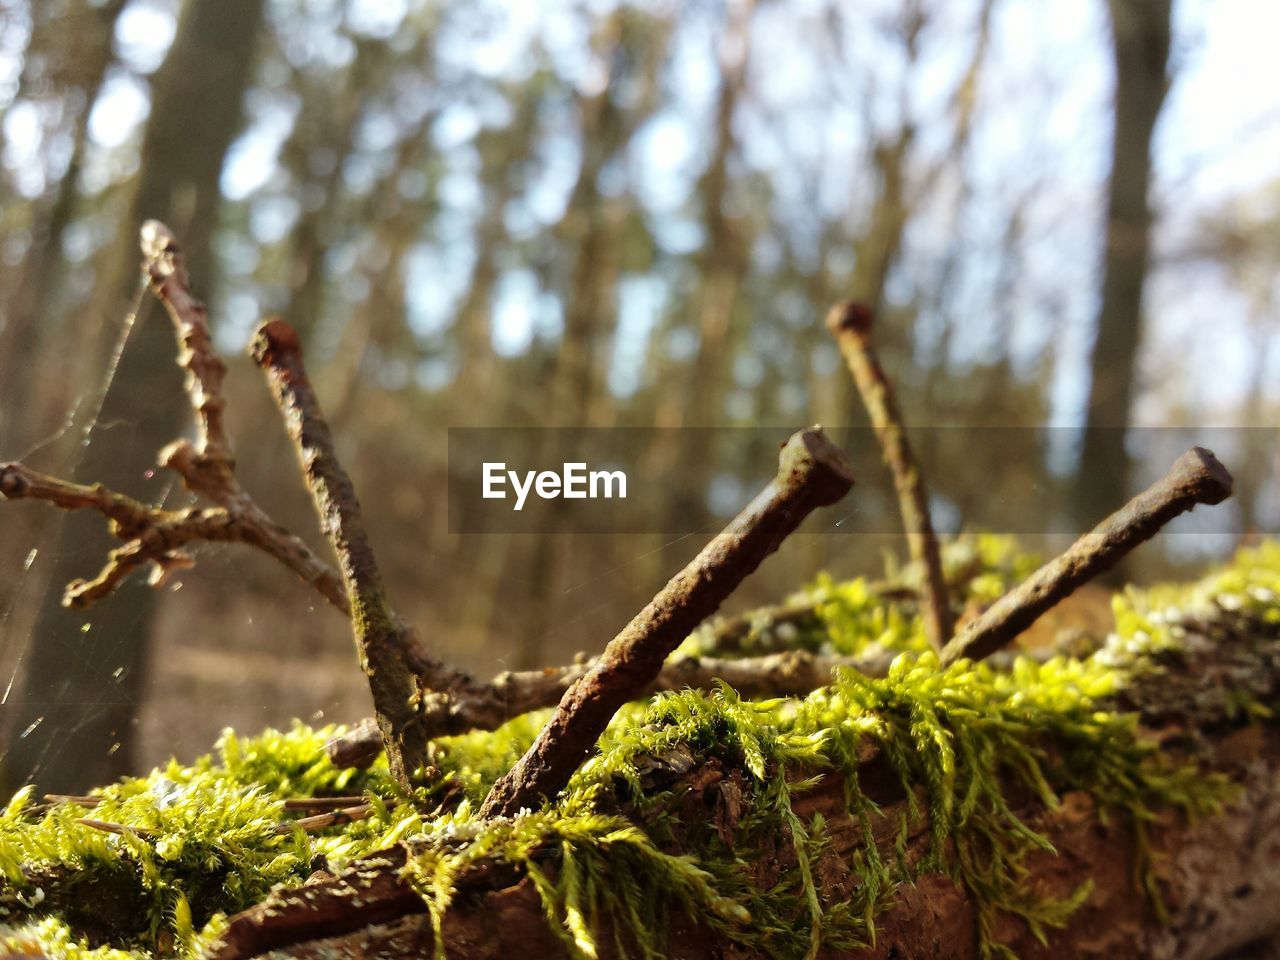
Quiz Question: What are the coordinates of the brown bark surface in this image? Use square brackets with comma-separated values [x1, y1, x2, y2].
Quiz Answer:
[209, 613, 1280, 960]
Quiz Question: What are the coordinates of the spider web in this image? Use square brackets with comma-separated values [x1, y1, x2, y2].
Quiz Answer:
[0, 275, 161, 780]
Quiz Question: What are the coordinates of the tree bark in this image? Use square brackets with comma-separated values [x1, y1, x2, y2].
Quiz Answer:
[208, 608, 1280, 960]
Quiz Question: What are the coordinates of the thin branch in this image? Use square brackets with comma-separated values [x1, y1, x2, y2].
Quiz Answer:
[940, 446, 1233, 665]
[75, 809, 370, 838]
[276, 804, 371, 834]
[281, 796, 368, 811]
[327, 644, 900, 769]
[140, 220, 235, 499]
[0, 462, 231, 606]
[827, 300, 952, 652]
[251, 318, 470, 788]
[0, 223, 350, 614]
[77, 818, 153, 838]
[479, 427, 855, 819]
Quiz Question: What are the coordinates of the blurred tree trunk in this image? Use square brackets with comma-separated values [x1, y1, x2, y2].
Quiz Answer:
[451, 91, 540, 402]
[508, 78, 624, 670]
[3, 0, 266, 795]
[499, 10, 665, 669]
[451, 92, 547, 640]
[278, 34, 383, 350]
[0, 0, 127, 686]
[1238, 322, 1273, 538]
[0, 0, 127, 456]
[1073, 0, 1172, 539]
[653, 0, 754, 580]
[814, 4, 925, 430]
[325, 100, 437, 431]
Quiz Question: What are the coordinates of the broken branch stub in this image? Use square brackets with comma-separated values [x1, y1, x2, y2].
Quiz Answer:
[479, 427, 855, 819]
[940, 446, 1233, 666]
[826, 300, 953, 652]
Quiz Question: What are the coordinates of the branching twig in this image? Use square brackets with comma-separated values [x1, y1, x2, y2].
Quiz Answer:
[827, 300, 952, 651]
[139, 221, 350, 613]
[940, 446, 1233, 665]
[0, 222, 349, 614]
[478, 427, 855, 818]
[1, 463, 235, 605]
[2, 223, 481, 789]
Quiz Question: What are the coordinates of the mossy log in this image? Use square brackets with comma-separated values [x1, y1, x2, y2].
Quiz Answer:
[207, 610, 1280, 960]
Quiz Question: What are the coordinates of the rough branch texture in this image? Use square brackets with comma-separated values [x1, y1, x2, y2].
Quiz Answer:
[209, 608, 1280, 960]
[826, 300, 952, 652]
[250, 318, 440, 787]
[0, 222, 349, 614]
[479, 427, 855, 818]
[941, 446, 1233, 665]
[140, 219, 236, 498]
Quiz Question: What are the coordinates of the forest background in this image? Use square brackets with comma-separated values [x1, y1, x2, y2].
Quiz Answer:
[0, 0, 1276, 796]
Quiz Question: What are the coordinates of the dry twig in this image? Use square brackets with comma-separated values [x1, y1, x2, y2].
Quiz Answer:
[827, 300, 952, 651]
[281, 796, 368, 812]
[76, 818, 153, 838]
[479, 427, 854, 818]
[326, 644, 898, 769]
[251, 318, 475, 788]
[276, 804, 371, 834]
[0, 222, 348, 613]
[940, 446, 1233, 665]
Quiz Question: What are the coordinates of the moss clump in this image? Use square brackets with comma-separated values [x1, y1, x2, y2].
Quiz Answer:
[3, 541, 1278, 959]
[0, 723, 412, 956]
[681, 534, 1040, 659]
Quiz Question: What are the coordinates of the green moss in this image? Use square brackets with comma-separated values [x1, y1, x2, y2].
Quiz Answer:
[4, 541, 1278, 959]
[680, 534, 1041, 659]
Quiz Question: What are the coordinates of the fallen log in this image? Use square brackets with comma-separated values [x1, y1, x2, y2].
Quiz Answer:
[208, 584, 1280, 960]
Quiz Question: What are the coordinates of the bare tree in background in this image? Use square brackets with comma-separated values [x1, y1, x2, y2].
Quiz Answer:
[1074, 0, 1173, 540]
[4, 0, 267, 794]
